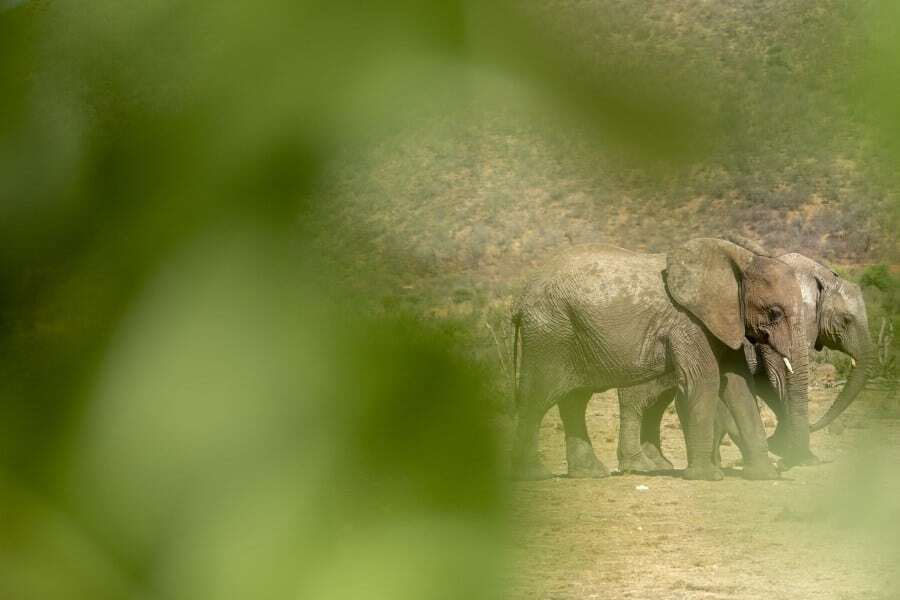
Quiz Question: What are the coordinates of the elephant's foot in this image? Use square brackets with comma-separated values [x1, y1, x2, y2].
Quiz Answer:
[618, 451, 658, 474]
[566, 438, 609, 479]
[511, 459, 554, 481]
[766, 431, 790, 458]
[683, 464, 724, 481]
[641, 442, 674, 470]
[741, 460, 781, 480]
[568, 462, 610, 479]
[778, 451, 822, 470]
[795, 453, 822, 467]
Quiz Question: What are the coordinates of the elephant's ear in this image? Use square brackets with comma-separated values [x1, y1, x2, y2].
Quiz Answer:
[665, 238, 752, 350]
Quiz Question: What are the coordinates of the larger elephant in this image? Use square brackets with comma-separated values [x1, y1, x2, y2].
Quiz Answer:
[622, 249, 872, 470]
[510, 238, 809, 481]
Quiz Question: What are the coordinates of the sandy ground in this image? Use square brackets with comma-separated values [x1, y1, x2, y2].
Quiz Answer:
[505, 385, 900, 599]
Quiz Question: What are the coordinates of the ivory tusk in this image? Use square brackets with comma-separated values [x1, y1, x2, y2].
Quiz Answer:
[783, 357, 794, 374]
[851, 358, 857, 368]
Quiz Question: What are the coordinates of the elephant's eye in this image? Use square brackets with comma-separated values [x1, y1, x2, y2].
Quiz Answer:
[767, 306, 784, 322]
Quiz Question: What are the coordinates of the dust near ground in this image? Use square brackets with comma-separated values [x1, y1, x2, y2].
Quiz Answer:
[504, 385, 900, 599]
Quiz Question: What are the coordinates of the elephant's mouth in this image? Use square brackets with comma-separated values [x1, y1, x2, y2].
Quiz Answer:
[745, 336, 794, 376]
[744, 336, 794, 375]
[768, 349, 796, 382]
[751, 332, 795, 376]
[754, 344, 792, 402]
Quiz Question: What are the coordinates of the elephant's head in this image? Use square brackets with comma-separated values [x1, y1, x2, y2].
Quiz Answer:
[666, 238, 810, 457]
[778, 253, 873, 433]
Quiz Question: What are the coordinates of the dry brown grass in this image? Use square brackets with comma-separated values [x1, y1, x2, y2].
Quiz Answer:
[502, 387, 900, 599]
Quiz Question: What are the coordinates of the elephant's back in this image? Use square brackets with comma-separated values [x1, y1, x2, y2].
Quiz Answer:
[538, 244, 667, 296]
[517, 243, 670, 323]
[534, 243, 662, 272]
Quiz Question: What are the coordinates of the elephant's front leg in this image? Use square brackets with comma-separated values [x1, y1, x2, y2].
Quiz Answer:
[757, 384, 821, 466]
[720, 371, 780, 480]
[559, 391, 609, 478]
[670, 334, 723, 481]
[676, 376, 724, 481]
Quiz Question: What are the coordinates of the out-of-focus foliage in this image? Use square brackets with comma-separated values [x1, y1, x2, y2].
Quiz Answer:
[58, 227, 503, 599]
[0, 0, 898, 598]
[813, 423, 900, 597]
[4, 230, 506, 600]
[0, 2, 499, 598]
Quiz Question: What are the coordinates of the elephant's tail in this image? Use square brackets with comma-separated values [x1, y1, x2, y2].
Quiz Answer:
[511, 310, 523, 413]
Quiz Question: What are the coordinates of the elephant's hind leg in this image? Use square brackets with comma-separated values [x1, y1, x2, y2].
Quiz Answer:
[617, 387, 660, 473]
[511, 402, 553, 481]
[639, 388, 676, 471]
[510, 370, 558, 480]
[712, 400, 737, 467]
[559, 390, 609, 479]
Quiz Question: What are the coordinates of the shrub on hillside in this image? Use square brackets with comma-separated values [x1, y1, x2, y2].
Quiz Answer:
[856, 264, 899, 381]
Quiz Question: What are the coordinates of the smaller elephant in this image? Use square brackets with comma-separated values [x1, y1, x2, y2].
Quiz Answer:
[618, 248, 872, 472]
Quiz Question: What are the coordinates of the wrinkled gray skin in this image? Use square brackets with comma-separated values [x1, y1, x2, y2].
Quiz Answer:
[624, 252, 871, 471]
[511, 238, 809, 481]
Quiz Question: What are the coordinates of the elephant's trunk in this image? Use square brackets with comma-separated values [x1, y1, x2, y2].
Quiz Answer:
[810, 331, 873, 432]
[758, 322, 811, 462]
[783, 328, 811, 458]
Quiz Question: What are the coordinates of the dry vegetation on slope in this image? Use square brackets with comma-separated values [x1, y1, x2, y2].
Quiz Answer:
[312, 1, 898, 404]
[317, 1, 895, 284]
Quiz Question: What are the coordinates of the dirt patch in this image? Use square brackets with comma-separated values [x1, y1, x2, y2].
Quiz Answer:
[505, 388, 900, 599]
